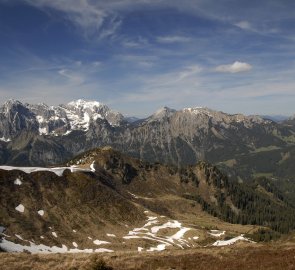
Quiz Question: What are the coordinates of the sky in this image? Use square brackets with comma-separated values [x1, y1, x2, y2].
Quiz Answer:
[0, 0, 295, 117]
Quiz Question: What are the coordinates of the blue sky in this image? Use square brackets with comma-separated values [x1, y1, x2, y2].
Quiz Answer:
[0, 0, 295, 117]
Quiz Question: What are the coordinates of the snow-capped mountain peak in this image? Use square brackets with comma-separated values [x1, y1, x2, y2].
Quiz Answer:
[0, 99, 126, 139]
[67, 99, 102, 111]
[62, 99, 125, 130]
[183, 107, 210, 115]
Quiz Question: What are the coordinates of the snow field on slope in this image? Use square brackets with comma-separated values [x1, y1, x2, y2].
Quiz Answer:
[0, 165, 92, 176]
[123, 213, 200, 252]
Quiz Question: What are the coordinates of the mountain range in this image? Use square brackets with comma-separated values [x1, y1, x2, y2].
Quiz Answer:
[0, 99, 294, 185]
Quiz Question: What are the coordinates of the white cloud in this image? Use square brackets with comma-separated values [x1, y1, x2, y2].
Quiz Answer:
[234, 21, 252, 30]
[24, 0, 120, 39]
[215, 61, 252, 73]
[157, 36, 191, 43]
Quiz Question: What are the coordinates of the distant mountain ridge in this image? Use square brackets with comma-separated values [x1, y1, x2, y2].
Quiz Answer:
[0, 99, 294, 184]
[261, 115, 289, 122]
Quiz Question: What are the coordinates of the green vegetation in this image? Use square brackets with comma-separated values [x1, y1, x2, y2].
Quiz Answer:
[186, 163, 295, 234]
[246, 228, 281, 242]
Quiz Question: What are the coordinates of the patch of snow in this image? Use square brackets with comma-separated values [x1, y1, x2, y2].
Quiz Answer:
[37, 210, 44, 216]
[0, 239, 68, 253]
[0, 136, 11, 142]
[151, 220, 182, 234]
[183, 107, 212, 117]
[106, 234, 116, 237]
[39, 127, 48, 135]
[68, 248, 94, 253]
[123, 236, 141, 240]
[123, 217, 193, 251]
[94, 248, 114, 253]
[0, 165, 91, 176]
[40, 236, 44, 239]
[73, 230, 77, 233]
[133, 228, 148, 232]
[93, 114, 103, 121]
[68, 99, 101, 109]
[138, 247, 144, 252]
[193, 236, 199, 240]
[147, 244, 166, 252]
[90, 161, 96, 172]
[0, 238, 114, 254]
[14, 178, 22, 185]
[83, 112, 90, 125]
[144, 211, 149, 214]
[209, 230, 225, 237]
[212, 234, 254, 246]
[36, 115, 45, 123]
[52, 232, 57, 238]
[15, 204, 25, 213]
[93, 240, 110, 245]
[88, 236, 92, 240]
[0, 226, 5, 233]
[170, 227, 191, 240]
[15, 234, 23, 240]
[62, 130, 72, 136]
[72, 242, 78, 248]
[147, 216, 158, 221]
[143, 220, 159, 227]
[128, 192, 138, 199]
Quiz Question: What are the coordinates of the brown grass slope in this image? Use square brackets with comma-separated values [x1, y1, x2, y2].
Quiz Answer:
[1, 146, 293, 252]
[1, 243, 295, 270]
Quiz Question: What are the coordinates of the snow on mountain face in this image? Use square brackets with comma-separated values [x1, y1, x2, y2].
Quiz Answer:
[0, 99, 125, 138]
[61, 99, 104, 131]
[61, 99, 125, 131]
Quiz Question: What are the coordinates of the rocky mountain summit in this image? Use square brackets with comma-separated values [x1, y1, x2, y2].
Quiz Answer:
[0, 99, 125, 140]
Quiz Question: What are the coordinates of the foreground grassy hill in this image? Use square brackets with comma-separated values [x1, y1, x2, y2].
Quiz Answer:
[1, 242, 295, 270]
[1, 147, 295, 255]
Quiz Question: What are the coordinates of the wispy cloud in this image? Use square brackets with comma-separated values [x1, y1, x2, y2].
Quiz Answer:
[113, 64, 203, 105]
[215, 61, 252, 73]
[234, 20, 280, 36]
[23, 0, 121, 39]
[121, 36, 149, 48]
[58, 69, 84, 84]
[157, 36, 191, 43]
